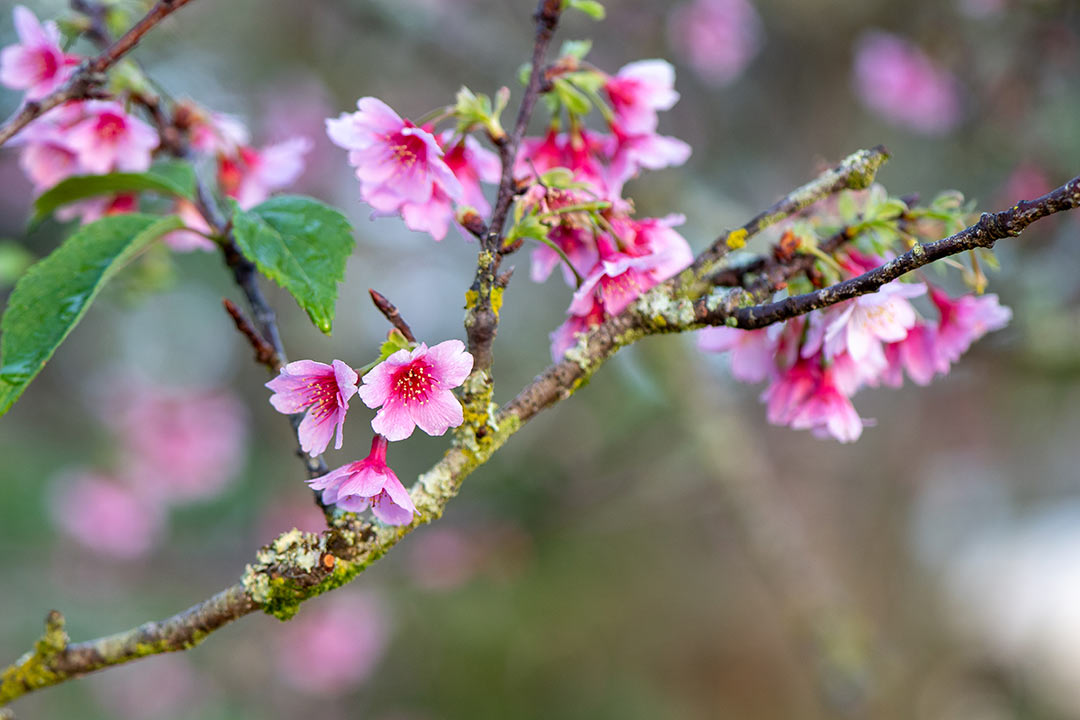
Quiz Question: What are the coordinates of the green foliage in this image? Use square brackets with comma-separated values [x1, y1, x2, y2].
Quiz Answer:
[31, 161, 197, 224]
[0, 241, 34, 291]
[230, 195, 356, 335]
[564, 0, 606, 20]
[0, 214, 183, 418]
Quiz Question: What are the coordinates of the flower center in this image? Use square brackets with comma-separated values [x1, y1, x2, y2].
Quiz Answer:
[97, 113, 126, 141]
[386, 131, 427, 171]
[305, 376, 340, 420]
[392, 360, 437, 405]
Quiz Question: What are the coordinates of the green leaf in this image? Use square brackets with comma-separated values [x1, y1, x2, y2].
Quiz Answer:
[552, 78, 591, 116]
[559, 39, 592, 60]
[230, 195, 355, 334]
[32, 161, 197, 224]
[0, 213, 183, 418]
[565, 0, 606, 20]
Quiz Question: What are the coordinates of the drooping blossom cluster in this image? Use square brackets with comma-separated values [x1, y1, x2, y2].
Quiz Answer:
[667, 0, 763, 87]
[50, 386, 249, 558]
[853, 30, 963, 135]
[509, 58, 694, 359]
[700, 248, 1011, 442]
[265, 339, 474, 525]
[1, 6, 310, 242]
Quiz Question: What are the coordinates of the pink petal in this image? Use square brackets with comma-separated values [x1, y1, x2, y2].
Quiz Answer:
[426, 339, 473, 388]
[411, 389, 464, 437]
[371, 399, 416, 442]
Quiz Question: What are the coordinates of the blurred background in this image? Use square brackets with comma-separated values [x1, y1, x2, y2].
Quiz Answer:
[2, 0, 1080, 718]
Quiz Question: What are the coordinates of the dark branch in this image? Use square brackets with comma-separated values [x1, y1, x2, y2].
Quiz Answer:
[704, 174, 1080, 330]
[0, 0, 198, 148]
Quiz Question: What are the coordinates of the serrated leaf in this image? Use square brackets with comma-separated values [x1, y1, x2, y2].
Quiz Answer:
[0, 213, 183, 418]
[32, 161, 196, 224]
[230, 195, 355, 334]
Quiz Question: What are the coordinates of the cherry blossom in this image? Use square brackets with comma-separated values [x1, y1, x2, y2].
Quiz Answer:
[66, 101, 159, 174]
[358, 339, 473, 441]
[217, 137, 312, 210]
[605, 60, 681, 135]
[440, 132, 500, 214]
[327, 97, 463, 240]
[698, 326, 776, 383]
[309, 434, 417, 525]
[276, 592, 390, 694]
[0, 6, 80, 101]
[762, 358, 863, 443]
[50, 471, 165, 559]
[853, 31, 962, 135]
[266, 359, 359, 456]
[930, 287, 1012, 366]
[667, 0, 762, 87]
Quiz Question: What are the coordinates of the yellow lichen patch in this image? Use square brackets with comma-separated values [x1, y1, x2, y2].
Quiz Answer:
[726, 228, 749, 250]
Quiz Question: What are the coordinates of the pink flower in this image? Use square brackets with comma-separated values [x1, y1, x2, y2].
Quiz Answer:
[186, 108, 250, 156]
[326, 97, 463, 240]
[309, 435, 417, 525]
[218, 137, 312, 210]
[65, 101, 159, 174]
[112, 388, 248, 504]
[16, 110, 81, 190]
[667, 0, 762, 87]
[50, 471, 165, 559]
[440, 132, 500, 214]
[605, 60, 681, 135]
[698, 326, 776, 383]
[358, 339, 473, 441]
[931, 288, 1012, 365]
[853, 31, 962, 135]
[884, 322, 940, 387]
[822, 281, 926, 362]
[266, 359, 359, 457]
[276, 592, 390, 695]
[530, 224, 599, 286]
[762, 359, 863, 443]
[0, 6, 80, 101]
[608, 130, 692, 195]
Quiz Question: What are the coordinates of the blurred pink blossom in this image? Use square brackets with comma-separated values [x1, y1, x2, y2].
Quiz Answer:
[218, 137, 312, 210]
[930, 287, 1012, 366]
[667, 0, 762, 87]
[853, 31, 962, 135]
[113, 388, 248, 504]
[66, 100, 159, 174]
[698, 326, 776, 383]
[276, 592, 390, 695]
[0, 5, 80, 101]
[160, 198, 216, 253]
[407, 527, 485, 591]
[605, 59, 680, 135]
[50, 471, 165, 559]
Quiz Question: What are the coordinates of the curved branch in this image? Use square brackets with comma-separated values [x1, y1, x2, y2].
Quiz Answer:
[0, 0, 198, 148]
[7, 149, 1070, 712]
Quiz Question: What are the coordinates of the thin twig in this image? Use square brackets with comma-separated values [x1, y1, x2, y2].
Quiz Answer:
[223, 299, 281, 372]
[368, 289, 416, 343]
[0, 0, 198, 148]
[3, 152, 1074, 712]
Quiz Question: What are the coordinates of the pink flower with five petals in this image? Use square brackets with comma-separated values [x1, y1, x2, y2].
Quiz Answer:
[266, 359, 359, 456]
[357, 339, 473, 441]
[65, 100, 159, 174]
[309, 435, 417, 525]
[605, 59, 681, 135]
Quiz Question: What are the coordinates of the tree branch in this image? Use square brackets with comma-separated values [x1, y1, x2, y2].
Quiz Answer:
[694, 173, 1080, 331]
[462, 0, 564, 434]
[6, 151, 1073, 711]
[0, 0, 198, 148]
